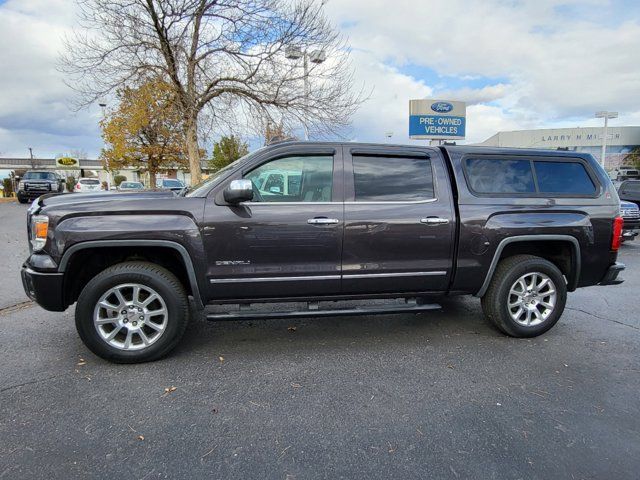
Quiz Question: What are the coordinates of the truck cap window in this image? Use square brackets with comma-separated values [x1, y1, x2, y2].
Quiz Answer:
[244, 155, 333, 202]
[465, 157, 597, 196]
[353, 156, 434, 202]
[534, 161, 595, 194]
[465, 158, 535, 194]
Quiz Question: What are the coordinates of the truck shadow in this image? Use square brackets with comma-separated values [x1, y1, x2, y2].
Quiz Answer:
[173, 297, 501, 359]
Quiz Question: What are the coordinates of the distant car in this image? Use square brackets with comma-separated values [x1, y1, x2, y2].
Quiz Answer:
[17, 171, 65, 203]
[75, 178, 103, 193]
[618, 180, 640, 207]
[252, 169, 302, 199]
[118, 181, 144, 191]
[611, 166, 640, 182]
[156, 178, 185, 192]
[620, 200, 640, 242]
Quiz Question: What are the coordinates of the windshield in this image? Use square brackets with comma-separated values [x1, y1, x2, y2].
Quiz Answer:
[186, 149, 263, 197]
[79, 178, 101, 185]
[121, 182, 142, 189]
[24, 172, 55, 180]
[622, 181, 640, 194]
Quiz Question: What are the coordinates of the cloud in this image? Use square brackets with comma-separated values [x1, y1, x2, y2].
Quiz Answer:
[0, 0, 639, 156]
[0, 0, 102, 157]
[325, 0, 640, 143]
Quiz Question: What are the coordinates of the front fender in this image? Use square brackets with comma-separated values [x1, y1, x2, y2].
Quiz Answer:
[54, 214, 206, 308]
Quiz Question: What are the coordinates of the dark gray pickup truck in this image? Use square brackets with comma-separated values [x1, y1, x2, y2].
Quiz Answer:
[17, 170, 66, 203]
[21, 143, 625, 363]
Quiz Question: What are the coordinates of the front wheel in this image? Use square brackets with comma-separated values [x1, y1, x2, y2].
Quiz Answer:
[75, 261, 189, 363]
[481, 255, 567, 337]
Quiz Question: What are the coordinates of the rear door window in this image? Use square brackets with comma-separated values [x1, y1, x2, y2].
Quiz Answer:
[465, 158, 535, 194]
[352, 156, 434, 202]
[534, 161, 595, 194]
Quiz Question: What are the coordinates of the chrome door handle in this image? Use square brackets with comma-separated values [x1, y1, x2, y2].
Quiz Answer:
[420, 217, 450, 225]
[308, 217, 340, 225]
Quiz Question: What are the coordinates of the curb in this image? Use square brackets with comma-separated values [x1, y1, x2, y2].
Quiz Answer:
[0, 197, 17, 204]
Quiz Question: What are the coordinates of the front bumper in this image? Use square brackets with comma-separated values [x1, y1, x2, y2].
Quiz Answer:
[19, 189, 53, 199]
[20, 265, 66, 311]
[599, 262, 625, 286]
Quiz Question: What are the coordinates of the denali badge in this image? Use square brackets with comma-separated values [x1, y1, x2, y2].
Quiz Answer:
[215, 260, 251, 266]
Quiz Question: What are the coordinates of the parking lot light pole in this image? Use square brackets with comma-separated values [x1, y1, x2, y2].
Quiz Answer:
[595, 111, 618, 169]
[98, 102, 113, 189]
[285, 47, 327, 141]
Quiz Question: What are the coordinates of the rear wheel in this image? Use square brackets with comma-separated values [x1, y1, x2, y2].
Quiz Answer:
[481, 255, 567, 337]
[75, 261, 189, 363]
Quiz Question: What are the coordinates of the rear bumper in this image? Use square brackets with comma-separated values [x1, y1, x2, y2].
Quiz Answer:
[599, 262, 625, 286]
[20, 265, 66, 311]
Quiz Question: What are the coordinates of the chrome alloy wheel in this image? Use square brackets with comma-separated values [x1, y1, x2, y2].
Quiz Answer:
[507, 272, 557, 327]
[93, 283, 168, 350]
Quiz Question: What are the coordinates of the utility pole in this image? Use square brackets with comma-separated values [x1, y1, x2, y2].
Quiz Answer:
[28, 147, 35, 168]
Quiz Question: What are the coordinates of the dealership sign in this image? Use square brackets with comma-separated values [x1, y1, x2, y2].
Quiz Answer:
[55, 156, 80, 168]
[409, 99, 466, 140]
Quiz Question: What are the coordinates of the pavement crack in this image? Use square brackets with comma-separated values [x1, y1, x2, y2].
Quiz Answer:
[0, 300, 35, 317]
[565, 307, 639, 331]
[0, 373, 68, 394]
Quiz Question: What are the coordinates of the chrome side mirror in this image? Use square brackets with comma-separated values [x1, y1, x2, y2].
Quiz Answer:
[223, 179, 254, 203]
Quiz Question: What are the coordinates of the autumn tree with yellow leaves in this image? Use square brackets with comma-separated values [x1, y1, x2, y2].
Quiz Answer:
[101, 79, 188, 187]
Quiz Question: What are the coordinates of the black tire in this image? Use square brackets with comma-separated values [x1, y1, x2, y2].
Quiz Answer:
[75, 261, 189, 363]
[17, 194, 28, 204]
[481, 255, 567, 338]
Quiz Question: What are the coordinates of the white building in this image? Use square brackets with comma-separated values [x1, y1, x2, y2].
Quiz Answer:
[478, 126, 640, 170]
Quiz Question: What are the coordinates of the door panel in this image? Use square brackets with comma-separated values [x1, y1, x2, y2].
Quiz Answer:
[341, 148, 455, 294]
[202, 151, 344, 300]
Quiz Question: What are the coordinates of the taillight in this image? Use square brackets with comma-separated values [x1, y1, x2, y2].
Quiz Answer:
[75, 183, 81, 190]
[611, 216, 624, 251]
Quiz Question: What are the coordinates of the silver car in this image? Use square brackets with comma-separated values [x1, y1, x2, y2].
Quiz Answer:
[118, 181, 144, 191]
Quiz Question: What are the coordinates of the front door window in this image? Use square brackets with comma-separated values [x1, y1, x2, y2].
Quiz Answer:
[244, 156, 333, 202]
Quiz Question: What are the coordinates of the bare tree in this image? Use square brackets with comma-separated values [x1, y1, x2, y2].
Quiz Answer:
[69, 149, 89, 160]
[60, 0, 365, 184]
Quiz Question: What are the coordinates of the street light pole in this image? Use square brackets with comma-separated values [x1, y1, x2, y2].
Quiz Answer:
[98, 102, 112, 189]
[303, 52, 309, 141]
[286, 47, 326, 141]
[595, 111, 618, 169]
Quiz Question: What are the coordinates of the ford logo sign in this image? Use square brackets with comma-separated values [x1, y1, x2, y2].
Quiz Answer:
[431, 102, 454, 113]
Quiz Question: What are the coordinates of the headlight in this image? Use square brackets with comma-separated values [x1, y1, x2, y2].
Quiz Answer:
[30, 215, 49, 251]
[18, 181, 24, 190]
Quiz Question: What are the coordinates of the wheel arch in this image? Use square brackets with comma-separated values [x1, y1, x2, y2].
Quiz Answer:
[475, 235, 581, 297]
[59, 240, 204, 310]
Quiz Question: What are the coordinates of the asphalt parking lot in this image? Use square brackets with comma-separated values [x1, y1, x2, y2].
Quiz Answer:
[1, 200, 639, 479]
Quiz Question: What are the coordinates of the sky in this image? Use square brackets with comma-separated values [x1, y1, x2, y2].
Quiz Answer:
[0, 0, 639, 158]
